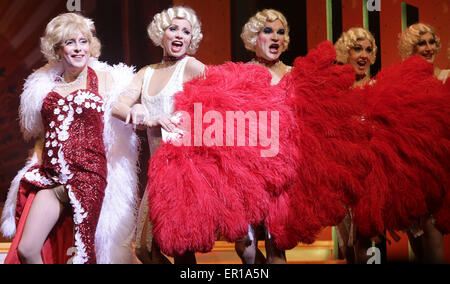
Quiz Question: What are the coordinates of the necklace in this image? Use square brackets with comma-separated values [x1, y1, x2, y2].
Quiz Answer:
[55, 69, 87, 88]
[250, 58, 287, 73]
[250, 58, 284, 70]
[159, 54, 187, 71]
[162, 54, 187, 64]
[250, 58, 290, 85]
[356, 73, 367, 81]
[252, 56, 280, 66]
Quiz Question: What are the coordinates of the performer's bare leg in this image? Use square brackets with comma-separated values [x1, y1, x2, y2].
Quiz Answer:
[354, 233, 373, 264]
[336, 222, 355, 264]
[421, 216, 444, 264]
[235, 226, 266, 264]
[235, 236, 266, 264]
[407, 231, 424, 262]
[18, 188, 66, 264]
[135, 190, 171, 264]
[135, 213, 153, 264]
[407, 216, 444, 264]
[265, 231, 286, 264]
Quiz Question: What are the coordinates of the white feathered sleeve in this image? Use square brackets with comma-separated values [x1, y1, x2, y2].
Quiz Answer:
[1, 63, 61, 238]
[19, 63, 62, 141]
[90, 60, 140, 264]
[1, 154, 39, 238]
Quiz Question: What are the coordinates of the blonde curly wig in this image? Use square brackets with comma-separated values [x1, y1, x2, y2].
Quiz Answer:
[398, 23, 441, 60]
[334, 27, 377, 64]
[147, 6, 203, 55]
[241, 9, 290, 52]
[40, 13, 101, 62]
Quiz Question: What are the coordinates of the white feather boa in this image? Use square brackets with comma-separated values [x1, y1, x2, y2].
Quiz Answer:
[1, 59, 140, 264]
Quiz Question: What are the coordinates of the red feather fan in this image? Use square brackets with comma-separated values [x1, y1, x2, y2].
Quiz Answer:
[147, 42, 449, 256]
[147, 62, 305, 256]
[350, 57, 450, 236]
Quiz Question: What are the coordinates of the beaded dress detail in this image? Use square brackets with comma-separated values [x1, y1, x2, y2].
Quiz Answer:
[21, 67, 107, 264]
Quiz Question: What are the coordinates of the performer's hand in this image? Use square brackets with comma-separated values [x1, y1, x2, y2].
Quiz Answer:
[126, 104, 148, 130]
[158, 116, 177, 133]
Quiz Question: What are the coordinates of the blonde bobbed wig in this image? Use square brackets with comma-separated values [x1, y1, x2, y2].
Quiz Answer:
[147, 6, 203, 55]
[40, 13, 101, 62]
[241, 9, 290, 53]
[334, 27, 377, 65]
[398, 23, 441, 60]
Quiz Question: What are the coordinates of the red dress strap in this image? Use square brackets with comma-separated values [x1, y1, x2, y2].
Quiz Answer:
[87, 67, 99, 93]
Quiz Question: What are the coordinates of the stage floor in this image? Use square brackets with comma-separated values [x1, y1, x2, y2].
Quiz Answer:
[0, 241, 343, 264]
[0, 205, 341, 264]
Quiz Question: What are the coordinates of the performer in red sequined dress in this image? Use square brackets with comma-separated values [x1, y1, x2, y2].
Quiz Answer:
[24, 67, 108, 264]
[1, 13, 139, 264]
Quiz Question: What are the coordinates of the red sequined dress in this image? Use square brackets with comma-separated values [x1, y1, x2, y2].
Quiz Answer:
[5, 67, 107, 264]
